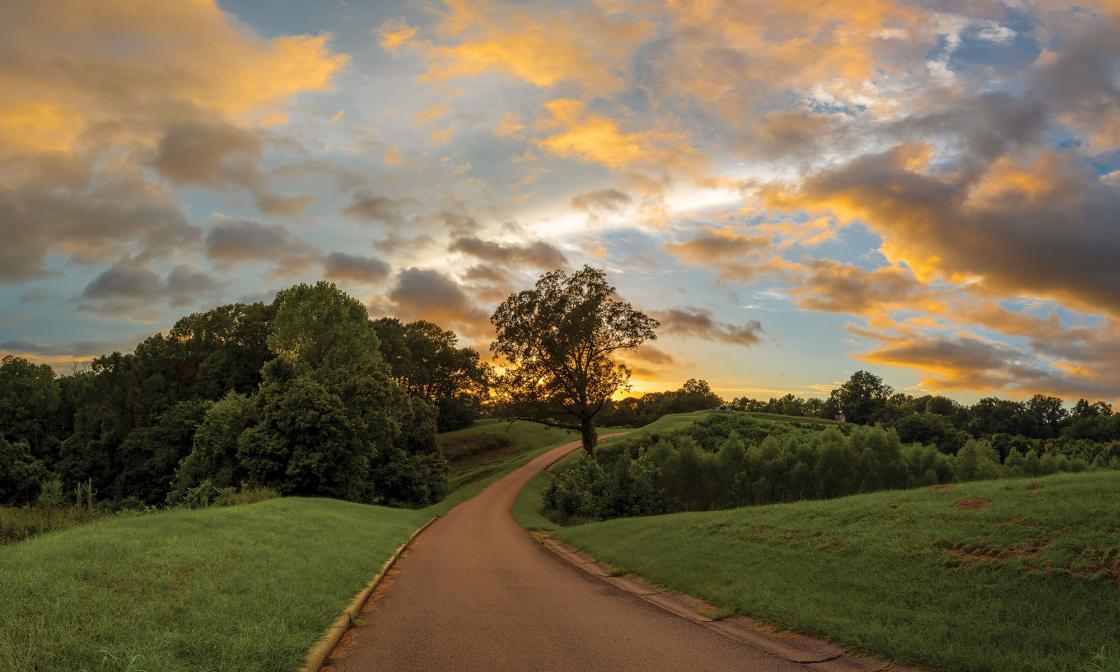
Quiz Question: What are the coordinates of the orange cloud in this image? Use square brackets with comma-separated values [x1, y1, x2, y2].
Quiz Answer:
[537, 99, 698, 170]
[415, 0, 652, 95]
[0, 0, 348, 155]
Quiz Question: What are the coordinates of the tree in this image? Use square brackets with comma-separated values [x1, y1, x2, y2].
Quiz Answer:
[826, 370, 893, 425]
[491, 266, 659, 455]
[371, 317, 490, 432]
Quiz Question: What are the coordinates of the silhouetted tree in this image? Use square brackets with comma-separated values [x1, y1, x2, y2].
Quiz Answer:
[491, 266, 659, 455]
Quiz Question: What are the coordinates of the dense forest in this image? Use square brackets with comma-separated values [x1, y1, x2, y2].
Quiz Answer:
[0, 282, 488, 509]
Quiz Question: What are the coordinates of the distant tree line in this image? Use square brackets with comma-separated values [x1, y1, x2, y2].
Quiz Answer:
[597, 378, 724, 427]
[731, 370, 1120, 455]
[0, 282, 489, 508]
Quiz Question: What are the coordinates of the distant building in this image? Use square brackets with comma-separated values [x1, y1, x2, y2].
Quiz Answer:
[835, 411, 846, 423]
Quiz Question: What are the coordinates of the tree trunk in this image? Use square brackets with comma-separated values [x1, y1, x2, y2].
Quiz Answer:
[579, 417, 597, 457]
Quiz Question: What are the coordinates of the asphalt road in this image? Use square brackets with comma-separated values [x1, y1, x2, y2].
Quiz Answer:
[324, 437, 808, 672]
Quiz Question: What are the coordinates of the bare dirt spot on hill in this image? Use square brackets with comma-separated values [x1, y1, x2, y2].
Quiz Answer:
[954, 498, 990, 510]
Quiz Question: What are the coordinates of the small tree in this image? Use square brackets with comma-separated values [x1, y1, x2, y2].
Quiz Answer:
[491, 266, 659, 455]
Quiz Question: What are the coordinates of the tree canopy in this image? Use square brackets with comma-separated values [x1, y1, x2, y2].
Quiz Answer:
[491, 266, 659, 454]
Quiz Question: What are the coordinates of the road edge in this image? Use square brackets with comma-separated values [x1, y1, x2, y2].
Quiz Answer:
[300, 516, 438, 672]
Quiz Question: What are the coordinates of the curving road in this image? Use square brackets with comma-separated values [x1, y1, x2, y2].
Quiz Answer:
[323, 437, 808, 672]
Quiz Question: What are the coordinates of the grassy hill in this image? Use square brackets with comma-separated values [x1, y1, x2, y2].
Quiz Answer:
[0, 498, 429, 672]
[437, 418, 579, 497]
[549, 470, 1120, 672]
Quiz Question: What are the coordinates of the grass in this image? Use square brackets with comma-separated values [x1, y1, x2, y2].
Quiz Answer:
[549, 471, 1120, 672]
[0, 497, 428, 672]
[602, 409, 716, 438]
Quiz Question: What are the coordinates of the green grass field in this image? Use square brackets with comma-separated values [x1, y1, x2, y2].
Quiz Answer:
[0, 498, 428, 672]
[549, 471, 1120, 672]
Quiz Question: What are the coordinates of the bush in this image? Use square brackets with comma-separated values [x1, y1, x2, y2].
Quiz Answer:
[439, 432, 515, 461]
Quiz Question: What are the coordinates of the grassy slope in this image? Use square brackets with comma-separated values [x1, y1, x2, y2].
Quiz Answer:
[552, 471, 1120, 672]
[0, 498, 428, 672]
[439, 419, 579, 495]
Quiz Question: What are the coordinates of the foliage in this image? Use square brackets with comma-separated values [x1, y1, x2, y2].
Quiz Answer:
[372, 317, 490, 432]
[491, 266, 659, 454]
[0, 437, 47, 505]
[544, 413, 1099, 522]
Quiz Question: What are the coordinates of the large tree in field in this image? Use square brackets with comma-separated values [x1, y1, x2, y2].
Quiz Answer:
[491, 266, 659, 455]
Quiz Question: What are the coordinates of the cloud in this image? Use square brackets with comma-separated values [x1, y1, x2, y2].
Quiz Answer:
[77, 262, 223, 319]
[653, 307, 764, 346]
[0, 155, 200, 282]
[765, 144, 1120, 316]
[342, 192, 407, 225]
[0, 0, 348, 156]
[378, 267, 492, 341]
[408, 1, 652, 95]
[664, 227, 772, 282]
[449, 236, 566, 269]
[204, 217, 316, 275]
[791, 259, 927, 314]
[856, 330, 1120, 400]
[323, 252, 391, 285]
[377, 18, 418, 52]
[536, 99, 698, 170]
[571, 188, 632, 213]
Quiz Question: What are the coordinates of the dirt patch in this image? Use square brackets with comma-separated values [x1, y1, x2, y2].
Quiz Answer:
[929, 484, 954, 493]
[1026, 484, 1043, 494]
[944, 534, 1052, 567]
[954, 498, 990, 510]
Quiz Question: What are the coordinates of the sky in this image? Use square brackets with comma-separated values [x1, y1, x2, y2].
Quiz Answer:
[1, 0, 1119, 404]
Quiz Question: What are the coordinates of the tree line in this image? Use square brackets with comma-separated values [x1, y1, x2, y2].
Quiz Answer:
[545, 412, 1120, 523]
[0, 283, 489, 508]
[731, 370, 1120, 454]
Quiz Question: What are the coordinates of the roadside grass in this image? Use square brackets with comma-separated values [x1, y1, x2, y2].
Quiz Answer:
[439, 419, 578, 495]
[0, 497, 428, 672]
[551, 471, 1120, 672]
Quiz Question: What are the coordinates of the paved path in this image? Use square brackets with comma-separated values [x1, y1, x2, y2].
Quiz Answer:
[324, 437, 808, 672]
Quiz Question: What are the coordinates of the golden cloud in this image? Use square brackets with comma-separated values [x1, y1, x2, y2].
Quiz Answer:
[414, 0, 652, 95]
[0, 0, 348, 155]
[537, 99, 698, 170]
